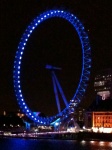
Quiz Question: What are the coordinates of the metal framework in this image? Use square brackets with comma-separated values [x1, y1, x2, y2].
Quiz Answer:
[13, 10, 91, 125]
[46, 64, 68, 113]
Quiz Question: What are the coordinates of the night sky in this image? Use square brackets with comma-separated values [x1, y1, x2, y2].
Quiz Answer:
[1, 0, 112, 116]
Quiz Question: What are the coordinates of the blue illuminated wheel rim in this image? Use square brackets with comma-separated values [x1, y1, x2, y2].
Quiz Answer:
[13, 10, 91, 125]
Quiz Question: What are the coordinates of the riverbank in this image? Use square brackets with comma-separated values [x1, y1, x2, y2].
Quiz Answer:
[0, 131, 112, 141]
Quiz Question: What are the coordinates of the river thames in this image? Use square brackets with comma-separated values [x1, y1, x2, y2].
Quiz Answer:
[0, 138, 112, 150]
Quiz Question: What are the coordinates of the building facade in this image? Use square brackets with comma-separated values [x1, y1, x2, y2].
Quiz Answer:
[94, 68, 112, 100]
[92, 112, 112, 128]
[85, 111, 112, 133]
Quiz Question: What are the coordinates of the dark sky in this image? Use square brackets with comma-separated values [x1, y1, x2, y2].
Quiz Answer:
[0, 0, 112, 116]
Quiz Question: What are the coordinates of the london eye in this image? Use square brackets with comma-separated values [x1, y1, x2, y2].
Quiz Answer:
[13, 9, 91, 126]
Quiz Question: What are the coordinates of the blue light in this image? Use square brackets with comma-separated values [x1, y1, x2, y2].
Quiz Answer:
[13, 9, 91, 126]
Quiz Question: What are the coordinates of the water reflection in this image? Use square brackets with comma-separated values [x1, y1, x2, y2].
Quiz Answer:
[0, 138, 112, 150]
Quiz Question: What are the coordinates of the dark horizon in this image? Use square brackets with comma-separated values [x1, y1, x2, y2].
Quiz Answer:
[1, 0, 112, 116]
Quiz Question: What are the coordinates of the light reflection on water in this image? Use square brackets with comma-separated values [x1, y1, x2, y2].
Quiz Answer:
[0, 138, 112, 150]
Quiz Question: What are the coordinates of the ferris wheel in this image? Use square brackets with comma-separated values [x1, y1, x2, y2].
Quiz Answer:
[13, 9, 91, 125]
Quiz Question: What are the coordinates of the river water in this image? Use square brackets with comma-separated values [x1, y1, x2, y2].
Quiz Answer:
[0, 138, 112, 150]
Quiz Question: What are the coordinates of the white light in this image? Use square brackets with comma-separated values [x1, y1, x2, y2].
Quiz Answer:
[18, 81, 20, 83]
[19, 56, 22, 59]
[41, 18, 43, 20]
[21, 99, 23, 101]
[19, 90, 21, 93]
[27, 34, 30, 37]
[30, 30, 32, 33]
[19, 61, 21, 64]
[32, 26, 35, 29]
[44, 15, 46, 17]
[25, 106, 27, 109]
[18, 71, 20, 74]
[38, 20, 40, 23]
[22, 47, 24, 50]
[23, 43, 26, 45]
[25, 38, 28, 41]
[55, 122, 59, 126]
[35, 23, 37, 26]
[27, 110, 29, 112]
[29, 113, 31, 115]
[90, 141, 95, 143]
[23, 103, 25, 105]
